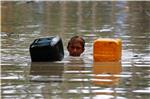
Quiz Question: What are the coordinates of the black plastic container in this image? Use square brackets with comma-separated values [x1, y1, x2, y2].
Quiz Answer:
[30, 36, 64, 62]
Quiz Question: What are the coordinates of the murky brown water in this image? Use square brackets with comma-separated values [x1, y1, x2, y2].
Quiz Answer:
[1, 1, 150, 99]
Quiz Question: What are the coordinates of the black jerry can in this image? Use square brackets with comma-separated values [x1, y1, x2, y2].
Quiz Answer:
[30, 36, 64, 62]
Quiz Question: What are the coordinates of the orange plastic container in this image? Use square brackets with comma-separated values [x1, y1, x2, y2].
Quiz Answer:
[93, 38, 122, 62]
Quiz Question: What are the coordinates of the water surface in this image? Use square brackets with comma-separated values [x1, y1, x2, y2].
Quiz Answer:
[1, 1, 150, 99]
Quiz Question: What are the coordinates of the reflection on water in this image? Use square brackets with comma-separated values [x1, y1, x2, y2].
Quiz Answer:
[30, 62, 64, 82]
[1, 1, 150, 99]
[92, 62, 122, 86]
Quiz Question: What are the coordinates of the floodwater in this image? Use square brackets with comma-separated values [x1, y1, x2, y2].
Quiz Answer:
[1, 1, 150, 99]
